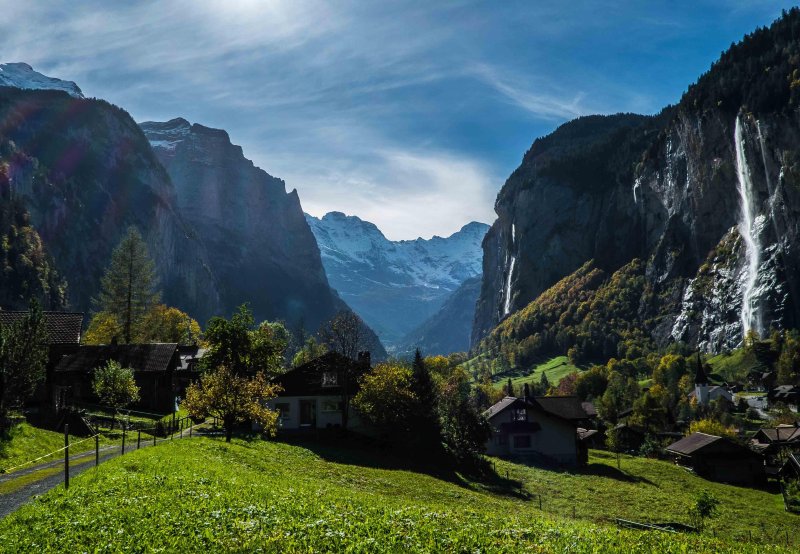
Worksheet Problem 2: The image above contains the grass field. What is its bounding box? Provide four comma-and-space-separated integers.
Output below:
0, 436, 795, 552
0, 423, 89, 474
707, 348, 762, 382
493, 355, 583, 391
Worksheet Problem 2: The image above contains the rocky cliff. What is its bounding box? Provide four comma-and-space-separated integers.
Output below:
398, 274, 482, 356
0, 86, 219, 317
306, 212, 488, 349
140, 119, 362, 334
473, 10, 800, 355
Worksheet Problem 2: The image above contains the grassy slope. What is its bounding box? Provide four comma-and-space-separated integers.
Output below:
0, 438, 794, 552
707, 348, 761, 383
0, 423, 87, 473
493, 355, 582, 390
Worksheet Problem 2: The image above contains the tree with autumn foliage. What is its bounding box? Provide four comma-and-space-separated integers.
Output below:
182, 365, 282, 442
84, 305, 202, 345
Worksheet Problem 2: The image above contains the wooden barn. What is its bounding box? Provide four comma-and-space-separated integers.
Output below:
666, 432, 765, 486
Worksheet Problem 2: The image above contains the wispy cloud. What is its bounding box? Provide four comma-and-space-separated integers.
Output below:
0, 0, 791, 238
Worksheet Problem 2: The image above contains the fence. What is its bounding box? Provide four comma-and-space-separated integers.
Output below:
1, 416, 206, 490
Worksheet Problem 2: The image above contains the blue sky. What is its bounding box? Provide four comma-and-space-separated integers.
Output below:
0, 1, 794, 239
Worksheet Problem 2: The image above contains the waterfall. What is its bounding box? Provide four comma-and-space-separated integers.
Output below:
734, 116, 763, 338
503, 224, 516, 316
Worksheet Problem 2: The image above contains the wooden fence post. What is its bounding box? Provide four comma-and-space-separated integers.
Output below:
180, 420, 183, 439
189, 421, 192, 437
95, 434, 99, 466
539, 495, 542, 510
64, 424, 69, 490
137, 430, 141, 450
121, 424, 126, 455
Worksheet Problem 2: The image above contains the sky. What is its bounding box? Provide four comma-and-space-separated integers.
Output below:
0, 1, 795, 240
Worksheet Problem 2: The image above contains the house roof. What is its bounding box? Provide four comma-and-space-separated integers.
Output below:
483, 395, 591, 424
666, 432, 722, 455
535, 396, 592, 421
687, 386, 730, 399
54, 344, 178, 373
0, 310, 83, 344
274, 352, 366, 397
577, 428, 598, 441
755, 425, 800, 443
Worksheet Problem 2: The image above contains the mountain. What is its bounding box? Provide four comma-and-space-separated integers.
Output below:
306, 212, 488, 349
0, 67, 385, 357
0, 85, 220, 319
0, 63, 83, 98
473, 9, 800, 362
139, 118, 349, 333
398, 275, 482, 355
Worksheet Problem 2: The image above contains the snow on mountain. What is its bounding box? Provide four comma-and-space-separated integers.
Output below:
306, 211, 488, 349
0, 63, 84, 98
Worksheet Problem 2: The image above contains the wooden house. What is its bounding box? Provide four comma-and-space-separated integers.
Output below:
666, 432, 765, 486
51, 343, 180, 414
483, 395, 593, 467
267, 352, 370, 431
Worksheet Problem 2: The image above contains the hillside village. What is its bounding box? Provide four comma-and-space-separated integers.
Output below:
4, 5, 800, 554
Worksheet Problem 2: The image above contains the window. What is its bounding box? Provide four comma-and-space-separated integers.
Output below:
322, 371, 339, 387
513, 435, 531, 449
513, 408, 527, 421
275, 402, 290, 419
321, 400, 342, 413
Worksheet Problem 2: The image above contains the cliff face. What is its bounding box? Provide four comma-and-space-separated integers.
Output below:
0, 88, 219, 316
140, 119, 349, 333
473, 11, 800, 354
398, 274, 482, 356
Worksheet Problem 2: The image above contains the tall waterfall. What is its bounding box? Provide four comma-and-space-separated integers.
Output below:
503, 224, 516, 316
734, 116, 763, 338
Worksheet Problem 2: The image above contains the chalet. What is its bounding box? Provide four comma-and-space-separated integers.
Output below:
612, 422, 647, 452
0, 310, 85, 414
483, 395, 593, 466
267, 352, 370, 431
666, 432, 765, 486
52, 343, 180, 414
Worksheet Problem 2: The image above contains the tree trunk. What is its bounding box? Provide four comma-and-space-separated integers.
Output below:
225, 417, 233, 442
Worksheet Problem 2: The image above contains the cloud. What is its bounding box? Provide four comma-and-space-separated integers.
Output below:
471, 63, 589, 120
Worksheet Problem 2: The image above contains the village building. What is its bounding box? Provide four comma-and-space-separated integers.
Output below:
267, 352, 370, 431
689, 354, 732, 406
0, 310, 85, 416
51, 343, 181, 414
768, 385, 800, 409
483, 395, 594, 466
666, 432, 765, 486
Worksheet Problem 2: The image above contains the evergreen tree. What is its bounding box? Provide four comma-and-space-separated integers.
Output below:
411, 349, 441, 450
0, 300, 48, 434
540, 371, 550, 393
506, 377, 514, 397
94, 226, 159, 343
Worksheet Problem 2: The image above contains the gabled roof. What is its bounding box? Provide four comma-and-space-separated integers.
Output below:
54, 344, 178, 373
0, 310, 84, 344
755, 425, 800, 443
666, 432, 722, 455
484, 395, 590, 424
274, 352, 364, 396
535, 396, 592, 421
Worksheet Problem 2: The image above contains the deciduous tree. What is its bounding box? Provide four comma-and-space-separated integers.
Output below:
92, 360, 140, 430
182, 365, 281, 442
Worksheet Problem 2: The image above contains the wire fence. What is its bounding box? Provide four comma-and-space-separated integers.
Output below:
0, 415, 208, 486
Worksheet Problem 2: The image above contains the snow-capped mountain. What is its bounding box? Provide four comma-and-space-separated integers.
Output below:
306, 212, 488, 350
0, 63, 83, 98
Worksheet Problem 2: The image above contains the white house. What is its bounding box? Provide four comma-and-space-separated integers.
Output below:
266, 352, 370, 431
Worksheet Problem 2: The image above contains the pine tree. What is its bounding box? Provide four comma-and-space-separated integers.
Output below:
411, 349, 441, 450
94, 226, 159, 343
506, 378, 514, 397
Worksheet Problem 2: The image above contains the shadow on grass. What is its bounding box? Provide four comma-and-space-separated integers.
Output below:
268, 431, 532, 501
578, 462, 657, 485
